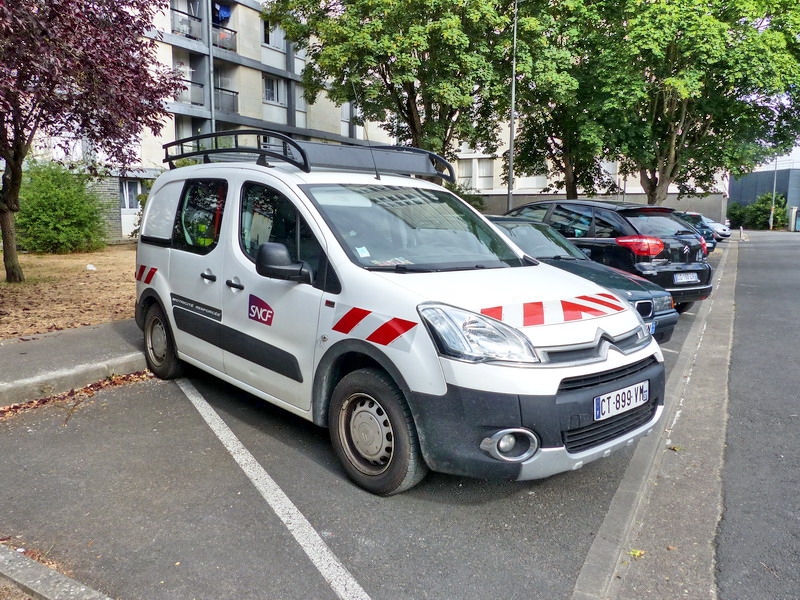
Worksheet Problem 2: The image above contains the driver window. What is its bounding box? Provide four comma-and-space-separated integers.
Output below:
239, 182, 324, 278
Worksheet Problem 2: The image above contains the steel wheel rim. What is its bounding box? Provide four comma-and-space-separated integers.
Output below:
147, 317, 168, 367
339, 393, 394, 476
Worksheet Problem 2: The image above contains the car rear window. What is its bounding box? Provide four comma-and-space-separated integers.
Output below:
623, 212, 695, 237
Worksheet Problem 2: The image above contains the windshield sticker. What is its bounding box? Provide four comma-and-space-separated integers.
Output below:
331, 304, 418, 351
370, 257, 414, 266
356, 246, 371, 258
481, 293, 625, 327
248, 294, 274, 326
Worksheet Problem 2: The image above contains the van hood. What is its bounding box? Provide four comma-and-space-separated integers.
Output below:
373, 263, 643, 347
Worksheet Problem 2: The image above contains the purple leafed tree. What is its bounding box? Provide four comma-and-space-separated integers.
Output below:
0, 0, 182, 282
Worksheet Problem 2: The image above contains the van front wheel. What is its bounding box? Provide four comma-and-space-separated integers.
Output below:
329, 369, 427, 496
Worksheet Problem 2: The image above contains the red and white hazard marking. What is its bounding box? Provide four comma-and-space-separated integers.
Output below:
135, 265, 158, 284
481, 292, 625, 327
331, 305, 417, 351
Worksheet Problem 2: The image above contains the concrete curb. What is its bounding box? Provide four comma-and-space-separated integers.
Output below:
571, 243, 735, 600
0, 545, 112, 600
0, 352, 147, 406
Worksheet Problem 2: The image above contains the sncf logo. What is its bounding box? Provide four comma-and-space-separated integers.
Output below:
135, 265, 157, 284
482, 293, 626, 327
248, 294, 274, 326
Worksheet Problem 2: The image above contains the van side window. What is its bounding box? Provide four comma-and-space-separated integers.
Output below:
172, 179, 228, 254
240, 183, 326, 282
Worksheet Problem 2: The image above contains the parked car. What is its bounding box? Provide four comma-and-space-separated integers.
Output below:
702, 216, 731, 240
673, 211, 717, 252
489, 216, 679, 343
505, 200, 712, 313
136, 130, 666, 495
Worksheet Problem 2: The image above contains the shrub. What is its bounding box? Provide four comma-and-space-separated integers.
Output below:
445, 181, 486, 211
727, 194, 788, 230
17, 161, 107, 253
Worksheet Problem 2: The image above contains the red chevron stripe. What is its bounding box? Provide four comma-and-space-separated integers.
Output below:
135, 265, 145, 281
562, 300, 606, 321
366, 318, 417, 346
522, 302, 544, 326
332, 307, 372, 334
143, 267, 157, 284
576, 294, 623, 312
481, 306, 503, 320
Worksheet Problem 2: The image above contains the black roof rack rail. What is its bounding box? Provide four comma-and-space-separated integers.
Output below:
163, 129, 310, 172
163, 129, 455, 182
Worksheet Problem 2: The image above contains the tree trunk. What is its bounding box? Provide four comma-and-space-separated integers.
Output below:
0, 209, 24, 283
1, 161, 25, 283
563, 154, 579, 199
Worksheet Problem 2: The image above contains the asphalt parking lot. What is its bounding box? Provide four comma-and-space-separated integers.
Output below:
0, 247, 727, 600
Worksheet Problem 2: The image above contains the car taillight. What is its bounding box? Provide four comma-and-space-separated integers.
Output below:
699, 236, 708, 255
615, 236, 665, 256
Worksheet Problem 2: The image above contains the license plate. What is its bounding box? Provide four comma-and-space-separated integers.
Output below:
648, 321, 657, 334
674, 272, 699, 284
594, 380, 649, 422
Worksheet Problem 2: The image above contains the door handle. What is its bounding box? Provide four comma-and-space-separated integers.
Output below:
226, 279, 245, 290
201, 272, 217, 282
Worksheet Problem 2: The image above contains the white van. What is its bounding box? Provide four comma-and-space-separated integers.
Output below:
135, 130, 665, 495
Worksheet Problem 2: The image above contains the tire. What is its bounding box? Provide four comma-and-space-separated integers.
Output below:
675, 301, 695, 314
143, 303, 183, 379
328, 368, 428, 496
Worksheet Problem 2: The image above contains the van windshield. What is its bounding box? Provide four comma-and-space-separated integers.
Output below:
303, 184, 523, 271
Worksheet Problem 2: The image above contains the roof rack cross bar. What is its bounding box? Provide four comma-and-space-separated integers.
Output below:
163, 129, 310, 172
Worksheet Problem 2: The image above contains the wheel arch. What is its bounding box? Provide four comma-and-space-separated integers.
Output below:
312, 339, 412, 428
135, 288, 168, 330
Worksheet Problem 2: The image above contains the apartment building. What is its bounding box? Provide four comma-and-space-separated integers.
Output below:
109, 0, 387, 239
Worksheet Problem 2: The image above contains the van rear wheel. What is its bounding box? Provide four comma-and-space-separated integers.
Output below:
329, 369, 427, 496
144, 303, 183, 379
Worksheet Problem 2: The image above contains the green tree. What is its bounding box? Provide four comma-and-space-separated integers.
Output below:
613, 0, 800, 205
262, 0, 530, 157
512, 0, 624, 199
17, 161, 106, 253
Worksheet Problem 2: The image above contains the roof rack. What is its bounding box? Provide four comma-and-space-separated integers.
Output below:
163, 129, 455, 183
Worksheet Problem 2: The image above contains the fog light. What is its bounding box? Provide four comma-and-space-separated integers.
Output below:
479, 428, 540, 462
498, 433, 516, 453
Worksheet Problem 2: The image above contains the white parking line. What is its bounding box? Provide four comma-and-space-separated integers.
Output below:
176, 378, 371, 600
660, 347, 679, 354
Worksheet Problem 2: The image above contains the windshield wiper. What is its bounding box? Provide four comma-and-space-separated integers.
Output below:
548, 255, 578, 260
365, 264, 433, 273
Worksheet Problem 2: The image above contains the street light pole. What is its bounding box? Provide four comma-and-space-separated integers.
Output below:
769, 157, 777, 230
506, 0, 519, 213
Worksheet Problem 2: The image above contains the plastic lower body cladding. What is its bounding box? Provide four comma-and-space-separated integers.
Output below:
406, 355, 666, 481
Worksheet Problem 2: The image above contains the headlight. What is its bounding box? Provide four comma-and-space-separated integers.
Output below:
652, 294, 674, 313
418, 303, 539, 364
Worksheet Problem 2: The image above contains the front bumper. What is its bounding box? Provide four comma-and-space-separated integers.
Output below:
649, 309, 679, 343
407, 354, 665, 481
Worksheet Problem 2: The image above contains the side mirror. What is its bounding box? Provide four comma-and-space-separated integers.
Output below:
581, 248, 592, 258
255, 242, 312, 284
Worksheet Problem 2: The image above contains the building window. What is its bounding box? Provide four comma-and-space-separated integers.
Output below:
119, 179, 141, 210
476, 158, 494, 190
263, 76, 286, 105
295, 84, 307, 112
263, 21, 285, 50
458, 160, 473, 188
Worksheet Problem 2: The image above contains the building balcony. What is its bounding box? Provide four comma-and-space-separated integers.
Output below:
212, 24, 237, 51
176, 79, 205, 106
214, 87, 239, 113
171, 8, 203, 40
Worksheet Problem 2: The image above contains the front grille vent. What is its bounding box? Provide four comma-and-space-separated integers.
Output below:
558, 356, 657, 392
563, 401, 657, 452
635, 300, 653, 319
